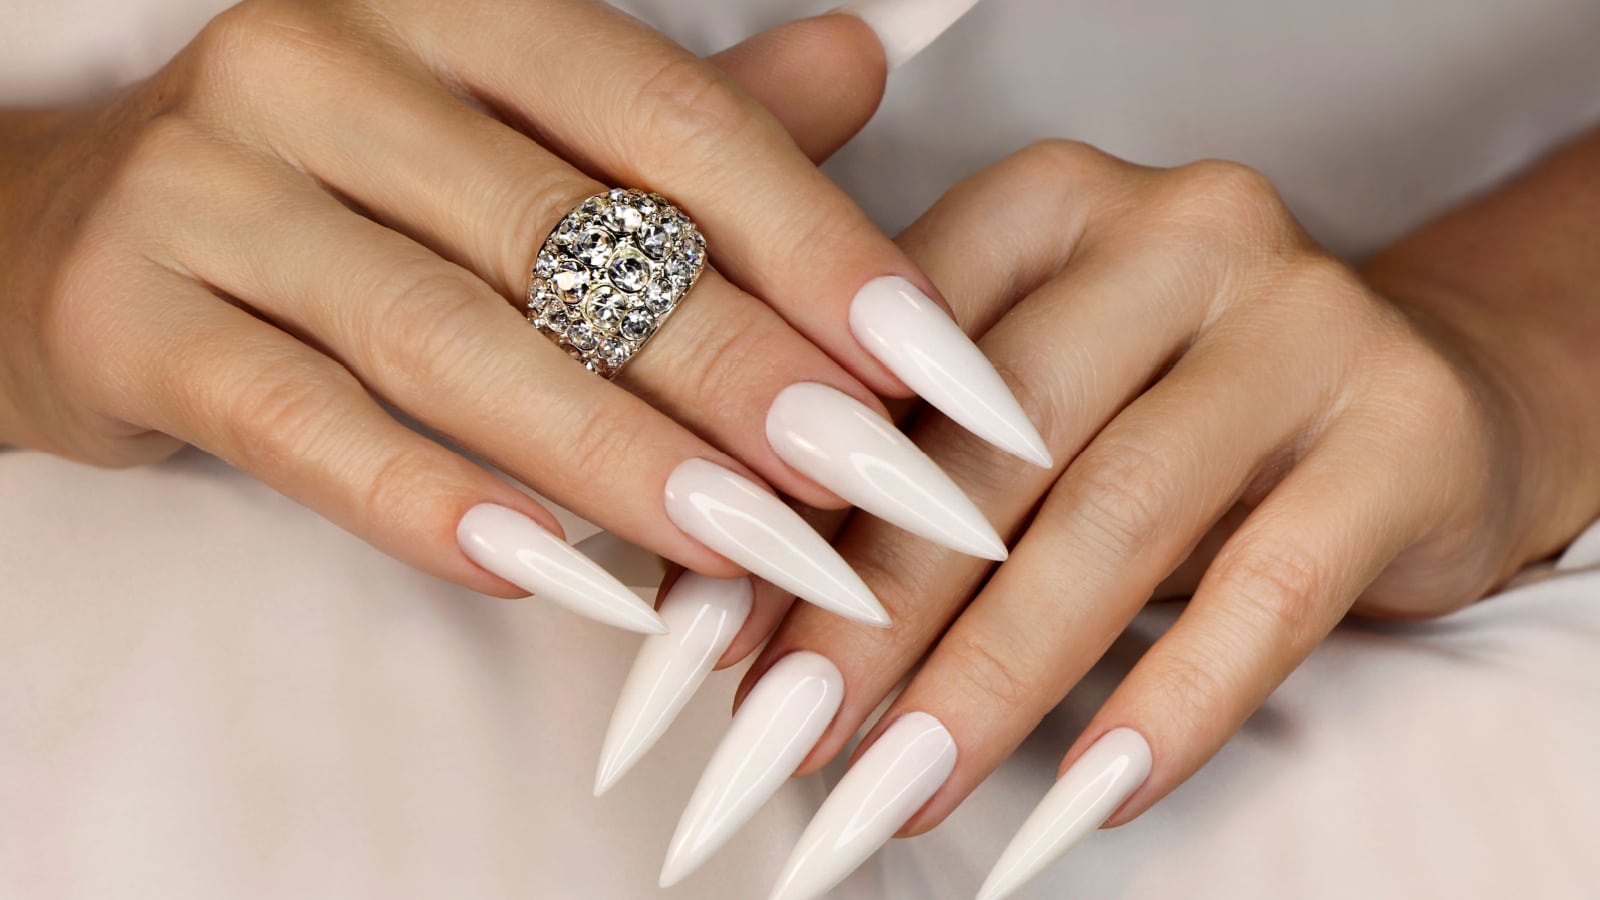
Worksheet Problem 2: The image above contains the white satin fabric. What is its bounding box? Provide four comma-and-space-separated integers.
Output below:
3, 1, 1599, 898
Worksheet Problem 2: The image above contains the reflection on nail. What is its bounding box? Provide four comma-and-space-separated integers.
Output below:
850, 277, 1052, 468
767, 382, 1006, 560
768, 712, 957, 900
595, 574, 753, 796
976, 728, 1152, 900
456, 503, 666, 634
661, 652, 845, 887
664, 458, 889, 626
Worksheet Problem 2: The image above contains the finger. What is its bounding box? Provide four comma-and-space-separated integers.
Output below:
971, 431, 1431, 900
390, 1, 1049, 464
707, 13, 886, 163
145, 139, 734, 573
148, 137, 893, 625
399, 0, 916, 388
740, 144, 1197, 757
231, 36, 887, 510
98, 265, 553, 600
861, 327, 1335, 834
715, 504, 854, 669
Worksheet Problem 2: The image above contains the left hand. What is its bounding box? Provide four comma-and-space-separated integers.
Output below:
743, 137, 1599, 871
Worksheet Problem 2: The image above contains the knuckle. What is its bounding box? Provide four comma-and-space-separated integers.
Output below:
1166, 159, 1290, 236
630, 54, 757, 148
556, 403, 647, 489
182, 1, 342, 108
359, 445, 445, 527
110, 114, 212, 200
1063, 440, 1175, 557
1008, 138, 1116, 183
367, 263, 499, 390
1142, 649, 1229, 732
675, 307, 783, 413
211, 352, 359, 469
1208, 536, 1330, 648
1001, 138, 1121, 213
942, 634, 1036, 712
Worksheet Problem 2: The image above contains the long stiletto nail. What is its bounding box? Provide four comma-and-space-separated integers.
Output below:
594, 574, 754, 797
456, 503, 667, 634
664, 459, 889, 627
850, 276, 1052, 468
838, 0, 982, 69
660, 652, 845, 888
975, 728, 1152, 900
767, 383, 1007, 561
768, 712, 957, 900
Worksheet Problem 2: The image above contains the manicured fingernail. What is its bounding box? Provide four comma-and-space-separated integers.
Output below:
456, 503, 667, 634
768, 712, 957, 900
660, 652, 844, 888
975, 728, 1152, 900
850, 276, 1052, 469
767, 383, 1007, 561
594, 574, 754, 797
664, 459, 889, 627
837, 0, 982, 69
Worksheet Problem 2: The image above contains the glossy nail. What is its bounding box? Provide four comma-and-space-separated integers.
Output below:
594, 574, 754, 797
839, 0, 982, 69
850, 276, 1052, 468
660, 652, 845, 888
767, 383, 1006, 561
768, 712, 957, 900
975, 728, 1152, 900
664, 459, 889, 627
456, 503, 666, 634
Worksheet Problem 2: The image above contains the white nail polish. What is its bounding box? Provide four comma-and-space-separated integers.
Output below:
767, 383, 1007, 561
664, 459, 889, 627
768, 712, 957, 900
849, 277, 1052, 469
594, 574, 754, 797
456, 503, 667, 634
661, 652, 845, 888
839, 0, 983, 69
975, 728, 1152, 900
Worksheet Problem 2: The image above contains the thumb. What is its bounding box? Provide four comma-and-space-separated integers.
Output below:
709, 2, 978, 163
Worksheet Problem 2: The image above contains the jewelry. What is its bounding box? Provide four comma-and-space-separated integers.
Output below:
527, 188, 707, 377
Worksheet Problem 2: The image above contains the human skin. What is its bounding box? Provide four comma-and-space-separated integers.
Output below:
0, 2, 929, 600
734, 126, 1600, 847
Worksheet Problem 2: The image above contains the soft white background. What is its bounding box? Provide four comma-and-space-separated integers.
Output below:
3, 1, 1600, 898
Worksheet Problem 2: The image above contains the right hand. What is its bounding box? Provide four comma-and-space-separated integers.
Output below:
0, 3, 913, 598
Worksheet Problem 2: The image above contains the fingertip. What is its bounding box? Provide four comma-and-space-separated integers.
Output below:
709, 14, 887, 162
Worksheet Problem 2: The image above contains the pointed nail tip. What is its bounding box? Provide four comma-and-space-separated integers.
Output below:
815, 594, 891, 628
618, 616, 670, 635
1020, 443, 1054, 469
632, 603, 672, 634
659, 833, 710, 890
966, 532, 1009, 562
592, 761, 620, 797
860, 608, 894, 628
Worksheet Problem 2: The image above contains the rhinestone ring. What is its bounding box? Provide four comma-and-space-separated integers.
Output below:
527, 188, 707, 377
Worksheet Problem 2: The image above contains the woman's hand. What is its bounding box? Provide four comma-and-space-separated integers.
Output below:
715, 136, 1600, 898
0, 2, 1024, 630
